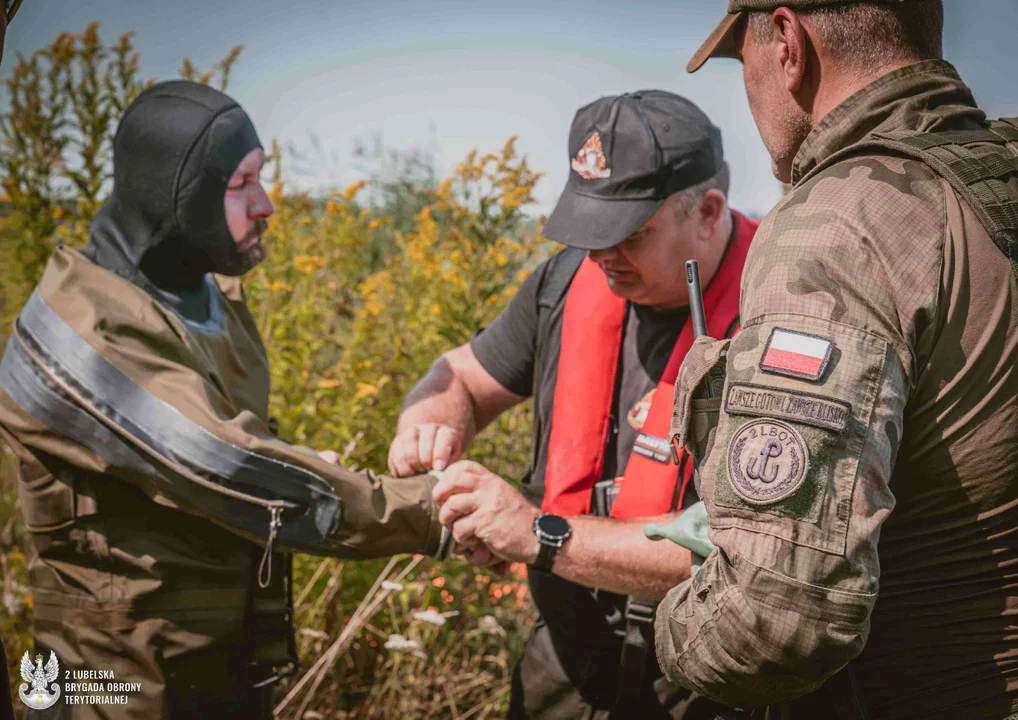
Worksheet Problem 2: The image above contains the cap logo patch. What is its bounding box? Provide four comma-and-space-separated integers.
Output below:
760, 328, 834, 382
728, 419, 809, 505
572, 132, 611, 180
627, 388, 655, 431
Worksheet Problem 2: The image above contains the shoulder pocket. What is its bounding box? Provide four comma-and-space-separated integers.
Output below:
701, 319, 889, 557
671, 336, 730, 468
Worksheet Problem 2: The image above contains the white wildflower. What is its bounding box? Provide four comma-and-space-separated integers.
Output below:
479, 615, 506, 637
412, 609, 447, 626
2, 592, 22, 617
381, 581, 404, 592
384, 634, 420, 652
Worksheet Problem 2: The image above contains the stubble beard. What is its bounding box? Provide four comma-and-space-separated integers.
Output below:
213, 219, 268, 276
762, 103, 813, 184
744, 61, 814, 184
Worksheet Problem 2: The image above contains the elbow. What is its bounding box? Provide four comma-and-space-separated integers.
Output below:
656, 559, 874, 708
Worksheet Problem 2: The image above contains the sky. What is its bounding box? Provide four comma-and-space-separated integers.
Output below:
3, 0, 1017, 218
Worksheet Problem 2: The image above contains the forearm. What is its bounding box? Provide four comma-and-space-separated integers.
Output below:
433, 464, 689, 597
398, 356, 479, 443
554, 515, 691, 600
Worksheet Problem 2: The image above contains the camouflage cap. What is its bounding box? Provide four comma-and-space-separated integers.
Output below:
686, 0, 910, 73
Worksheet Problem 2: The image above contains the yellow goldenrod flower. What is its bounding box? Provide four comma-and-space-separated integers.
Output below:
293, 255, 326, 274
343, 179, 368, 201
354, 382, 379, 401
261, 280, 292, 292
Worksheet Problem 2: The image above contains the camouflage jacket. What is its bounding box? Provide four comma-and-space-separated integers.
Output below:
656, 60, 1018, 720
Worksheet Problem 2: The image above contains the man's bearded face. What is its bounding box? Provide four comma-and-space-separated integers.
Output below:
221, 147, 273, 275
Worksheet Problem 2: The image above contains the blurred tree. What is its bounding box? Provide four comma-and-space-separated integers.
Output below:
0, 23, 241, 334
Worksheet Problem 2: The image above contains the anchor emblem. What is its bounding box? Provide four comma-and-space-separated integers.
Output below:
728, 420, 810, 505
746, 439, 782, 483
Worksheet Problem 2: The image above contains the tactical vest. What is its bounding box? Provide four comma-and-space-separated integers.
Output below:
812, 118, 1018, 282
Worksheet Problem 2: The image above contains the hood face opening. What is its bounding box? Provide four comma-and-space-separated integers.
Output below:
83, 80, 263, 306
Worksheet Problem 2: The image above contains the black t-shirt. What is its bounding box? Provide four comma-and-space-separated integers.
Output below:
470, 251, 690, 655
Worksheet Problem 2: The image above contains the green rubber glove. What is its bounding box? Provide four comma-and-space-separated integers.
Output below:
644, 501, 715, 576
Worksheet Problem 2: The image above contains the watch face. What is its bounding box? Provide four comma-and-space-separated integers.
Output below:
537, 514, 571, 541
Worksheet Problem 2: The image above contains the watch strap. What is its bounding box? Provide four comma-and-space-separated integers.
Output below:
534, 539, 557, 574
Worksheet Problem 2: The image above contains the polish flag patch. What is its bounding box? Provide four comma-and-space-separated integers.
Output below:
759, 328, 834, 382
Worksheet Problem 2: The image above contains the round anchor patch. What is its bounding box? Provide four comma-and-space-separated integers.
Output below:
728, 419, 809, 505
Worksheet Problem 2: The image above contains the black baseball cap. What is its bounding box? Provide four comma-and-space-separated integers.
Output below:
542, 90, 724, 251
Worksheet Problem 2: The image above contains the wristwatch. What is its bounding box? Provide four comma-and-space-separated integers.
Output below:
532, 513, 572, 574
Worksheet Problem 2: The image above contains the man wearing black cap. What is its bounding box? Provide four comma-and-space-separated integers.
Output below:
391, 91, 758, 718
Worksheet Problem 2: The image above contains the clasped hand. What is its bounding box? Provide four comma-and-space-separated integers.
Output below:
431, 460, 541, 574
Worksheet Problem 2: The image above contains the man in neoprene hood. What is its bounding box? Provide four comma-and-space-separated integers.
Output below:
0, 80, 448, 718
83, 78, 270, 312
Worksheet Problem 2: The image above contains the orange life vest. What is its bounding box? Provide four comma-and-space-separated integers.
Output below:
542, 211, 758, 520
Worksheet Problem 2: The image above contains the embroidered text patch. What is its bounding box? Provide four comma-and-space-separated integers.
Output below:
725, 383, 851, 432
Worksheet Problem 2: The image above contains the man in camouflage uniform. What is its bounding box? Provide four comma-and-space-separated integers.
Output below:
657, 1, 1018, 718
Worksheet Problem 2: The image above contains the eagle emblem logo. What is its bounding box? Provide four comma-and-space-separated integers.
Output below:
571, 132, 611, 179
19, 651, 61, 710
